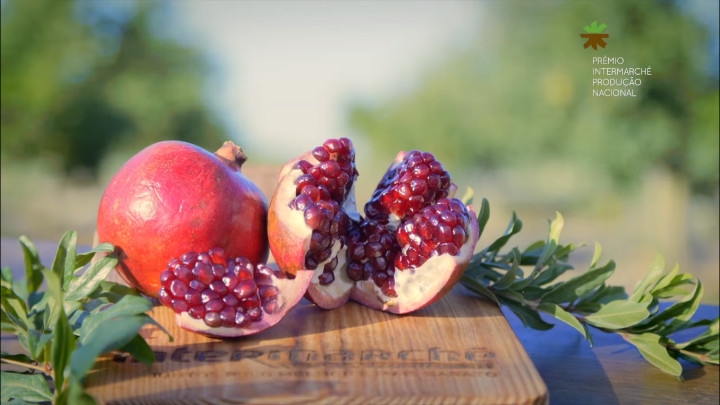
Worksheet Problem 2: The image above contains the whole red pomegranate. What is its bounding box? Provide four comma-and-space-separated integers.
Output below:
96, 140, 269, 298
269, 138, 479, 314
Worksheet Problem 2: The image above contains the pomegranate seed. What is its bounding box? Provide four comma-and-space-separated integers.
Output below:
233, 280, 258, 299
291, 193, 314, 210
204, 312, 222, 327
158, 289, 173, 307
171, 299, 188, 314
304, 205, 325, 229
185, 289, 203, 306
263, 299, 280, 314
323, 138, 343, 153
201, 289, 220, 304
222, 274, 239, 290
173, 265, 193, 284
235, 310, 249, 327
209, 280, 228, 296
205, 299, 224, 313
208, 247, 226, 265
160, 270, 175, 284
220, 307, 236, 327
181, 252, 198, 265
312, 146, 330, 161
318, 271, 334, 285
193, 262, 214, 285
188, 279, 205, 293
223, 294, 239, 307
246, 307, 263, 322
169, 279, 188, 298
212, 264, 226, 280
188, 306, 206, 320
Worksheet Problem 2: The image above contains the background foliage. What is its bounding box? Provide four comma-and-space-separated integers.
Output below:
349, 0, 719, 197
1, 0, 225, 180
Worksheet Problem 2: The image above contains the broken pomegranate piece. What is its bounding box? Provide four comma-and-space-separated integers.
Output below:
268, 138, 479, 314
158, 248, 313, 338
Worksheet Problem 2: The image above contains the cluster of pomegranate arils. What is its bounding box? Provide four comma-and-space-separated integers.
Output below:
288, 138, 356, 283
288, 138, 472, 298
158, 248, 283, 329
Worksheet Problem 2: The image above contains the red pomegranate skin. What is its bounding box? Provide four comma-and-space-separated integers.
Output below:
96, 140, 269, 297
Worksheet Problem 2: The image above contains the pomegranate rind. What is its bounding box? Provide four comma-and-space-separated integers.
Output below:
349, 205, 480, 314
174, 267, 315, 338
96, 140, 269, 298
267, 158, 314, 275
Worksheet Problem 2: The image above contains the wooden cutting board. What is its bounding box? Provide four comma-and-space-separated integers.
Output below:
1, 239, 547, 404
59, 285, 543, 405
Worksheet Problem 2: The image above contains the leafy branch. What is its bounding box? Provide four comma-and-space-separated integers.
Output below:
461, 198, 719, 379
1, 231, 171, 404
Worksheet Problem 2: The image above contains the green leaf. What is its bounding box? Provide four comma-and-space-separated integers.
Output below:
529, 262, 574, 287
572, 285, 627, 313
51, 231, 78, 291
548, 212, 563, 244
623, 333, 683, 379
1, 352, 35, 366
501, 299, 554, 331
539, 260, 615, 304
51, 307, 76, 393
120, 334, 156, 366
0, 371, 54, 403
585, 300, 649, 329
19, 235, 45, 296
42, 269, 64, 331
460, 274, 499, 305
71, 314, 153, 381
630, 255, 666, 302
538, 302, 589, 340
637, 280, 704, 334
78, 295, 153, 346
0, 285, 29, 331
74, 243, 115, 271
65, 254, 118, 302
56, 380, 99, 405
88, 280, 142, 304
486, 213, 522, 253
492, 251, 522, 290
475, 198, 490, 239
589, 243, 602, 268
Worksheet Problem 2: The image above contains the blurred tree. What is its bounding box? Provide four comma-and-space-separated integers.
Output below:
1, 0, 226, 180
349, 0, 719, 197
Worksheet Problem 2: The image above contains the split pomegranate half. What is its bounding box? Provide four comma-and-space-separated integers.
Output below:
269, 138, 479, 314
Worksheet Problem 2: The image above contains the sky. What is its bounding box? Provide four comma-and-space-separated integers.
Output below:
165, 0, 483, 162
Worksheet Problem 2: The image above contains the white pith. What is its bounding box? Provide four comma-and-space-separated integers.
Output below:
307, 239, 354, 303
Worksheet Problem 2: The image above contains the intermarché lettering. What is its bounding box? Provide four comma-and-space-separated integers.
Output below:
113, 346, 496, 369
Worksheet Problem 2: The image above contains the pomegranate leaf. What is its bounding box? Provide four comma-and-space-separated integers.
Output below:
18, 235, 43, 295
462, 199, 719, 379
0, 371, 54, 403
0, 232, 166, 404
